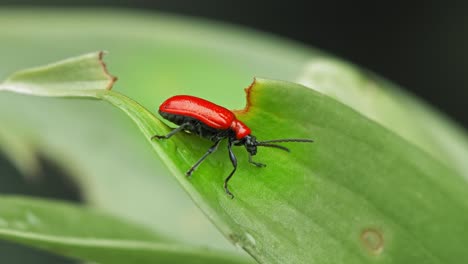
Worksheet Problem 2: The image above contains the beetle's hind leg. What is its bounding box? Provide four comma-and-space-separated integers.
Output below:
248, 153, 266, 167
151, 122, 191, 140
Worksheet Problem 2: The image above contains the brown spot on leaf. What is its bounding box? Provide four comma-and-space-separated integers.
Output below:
361, 228, 384, 255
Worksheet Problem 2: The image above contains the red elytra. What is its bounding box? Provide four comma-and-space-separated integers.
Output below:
153, 95, 313, 198
159, 95, 251, 139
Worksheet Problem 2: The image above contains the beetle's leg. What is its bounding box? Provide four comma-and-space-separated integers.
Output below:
224, 140, 237, 199
151, 122, 190, 140
186, 139, 222, 177
248, 153, 266, 167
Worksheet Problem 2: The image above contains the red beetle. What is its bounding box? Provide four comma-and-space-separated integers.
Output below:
152, 95, 313, 198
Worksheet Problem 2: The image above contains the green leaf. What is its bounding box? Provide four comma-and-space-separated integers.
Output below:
0, 196, 251, 264
100, 79, 468, 264
296, 59, 468, 179
3, 53, 467, 264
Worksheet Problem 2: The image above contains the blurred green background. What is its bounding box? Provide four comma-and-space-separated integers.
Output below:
0, 1, 467, 263
1, 0, 466, 128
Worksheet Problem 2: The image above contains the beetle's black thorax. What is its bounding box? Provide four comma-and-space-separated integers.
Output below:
159, 111, 235, 142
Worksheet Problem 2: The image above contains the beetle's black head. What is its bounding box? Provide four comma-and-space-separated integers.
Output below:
242, 135, 258, 155
240, 135, 314, 156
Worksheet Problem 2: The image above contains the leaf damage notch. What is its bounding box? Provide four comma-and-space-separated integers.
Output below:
232, 77, 256, 115
98, 51, 118, 90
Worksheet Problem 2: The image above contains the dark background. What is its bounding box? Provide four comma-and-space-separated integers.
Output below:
0, 1, 467, 263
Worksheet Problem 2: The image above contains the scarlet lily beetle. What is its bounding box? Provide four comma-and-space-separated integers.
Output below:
152, 95, 313, 198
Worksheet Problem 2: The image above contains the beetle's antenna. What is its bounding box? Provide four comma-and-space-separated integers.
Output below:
257, 138, 313, 152
256, 143, 290, 152
259, 138, 314, 144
